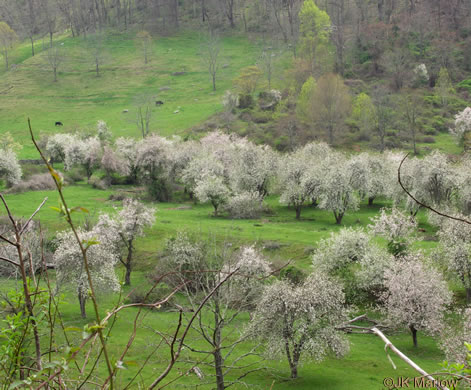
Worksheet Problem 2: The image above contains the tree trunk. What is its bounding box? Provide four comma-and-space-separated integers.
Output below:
30, 36, 35, 56
290, 363, 298, 379
3, 49, 8, 70
212, 74, 216, 91
295, 206, 301, 220
466, 287, 471, 304
368, 197, 375, 206
124, 241, 133, 286
334, 211, 344, 224
79, 292, 87, 319
214, 345, 225, 389
213, 299, 225, 390
409, 324, 418, 348
212, 202, 219, 216
53, 66, 57, 82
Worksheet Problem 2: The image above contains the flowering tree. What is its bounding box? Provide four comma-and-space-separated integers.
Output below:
437, 214, 471, 303
114, 137, 141, 182
450, 107, 471, 149
381, 255, 452, 347
46, 133, 77, 164
97, 199, 155, 285
136, 135, 173, 201
348, 153, 388, 206
312, 228, 371, 274
0, 148, 22, 187
249, 271, 349, 379
194, 174, 230, 216
53, 224, 120, 318
312, 227, 392, 301
318, 154, 359, 224
163, 234, 271, 390
229, 138, 278, 199
440, 308, 471, 365
279, 143, 330, 219
369, 207, 417, 256
64, 136, 102, 180
96, 120, 112, 144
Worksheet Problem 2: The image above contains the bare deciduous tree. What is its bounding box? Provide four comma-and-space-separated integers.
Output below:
132, 94, 154, 138
0, 21, 17, 70
202, 31, 221, 91
136, 30, 152, 64
46, 44, 64, 82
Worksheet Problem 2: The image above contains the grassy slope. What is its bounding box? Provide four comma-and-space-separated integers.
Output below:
0, 30, 260, 159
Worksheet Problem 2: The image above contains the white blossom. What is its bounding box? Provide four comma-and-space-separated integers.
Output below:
249, 271, 349, 378
381, 256, 452, 346
224, 191, 264, 219
194, 174, 230, 216
0, 148, 22, 186
450, 107, 471, 145
369, 207, 417, 248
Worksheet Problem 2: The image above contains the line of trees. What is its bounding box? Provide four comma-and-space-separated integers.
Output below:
0, 115, 460, 225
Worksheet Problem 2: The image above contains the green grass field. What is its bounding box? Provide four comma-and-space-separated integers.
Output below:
1, 30, 263, 159
0, 182, 447, 389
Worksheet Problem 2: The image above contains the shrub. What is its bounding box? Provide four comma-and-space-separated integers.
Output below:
420, 136, 436, 144
224, 192, 264, 219
238, 94, 254, 109
278, 265, 305, 285
89, 176, 108, 190
8, 173, 58, 193
66, 168, 86, 183
127, 283, 174, 310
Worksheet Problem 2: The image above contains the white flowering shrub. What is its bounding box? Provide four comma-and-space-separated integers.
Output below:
450, 107, 471, 147
381, 257, 452, 347
223, 191, 264, 219
0, 149, 22, 187
369, 207, 417, 255
268, 89, 282, 102
413, 63, 428, 81
249, 271, 349, 378
312, 228, 371, 274
96, 120, 112, 143
222, 90, 239, 112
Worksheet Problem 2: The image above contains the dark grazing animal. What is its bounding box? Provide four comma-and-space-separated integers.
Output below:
55, 121, 63, 126
155, 101, 164, 106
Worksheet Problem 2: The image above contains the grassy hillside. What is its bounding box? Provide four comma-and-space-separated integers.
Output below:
0, 30, 260, 159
